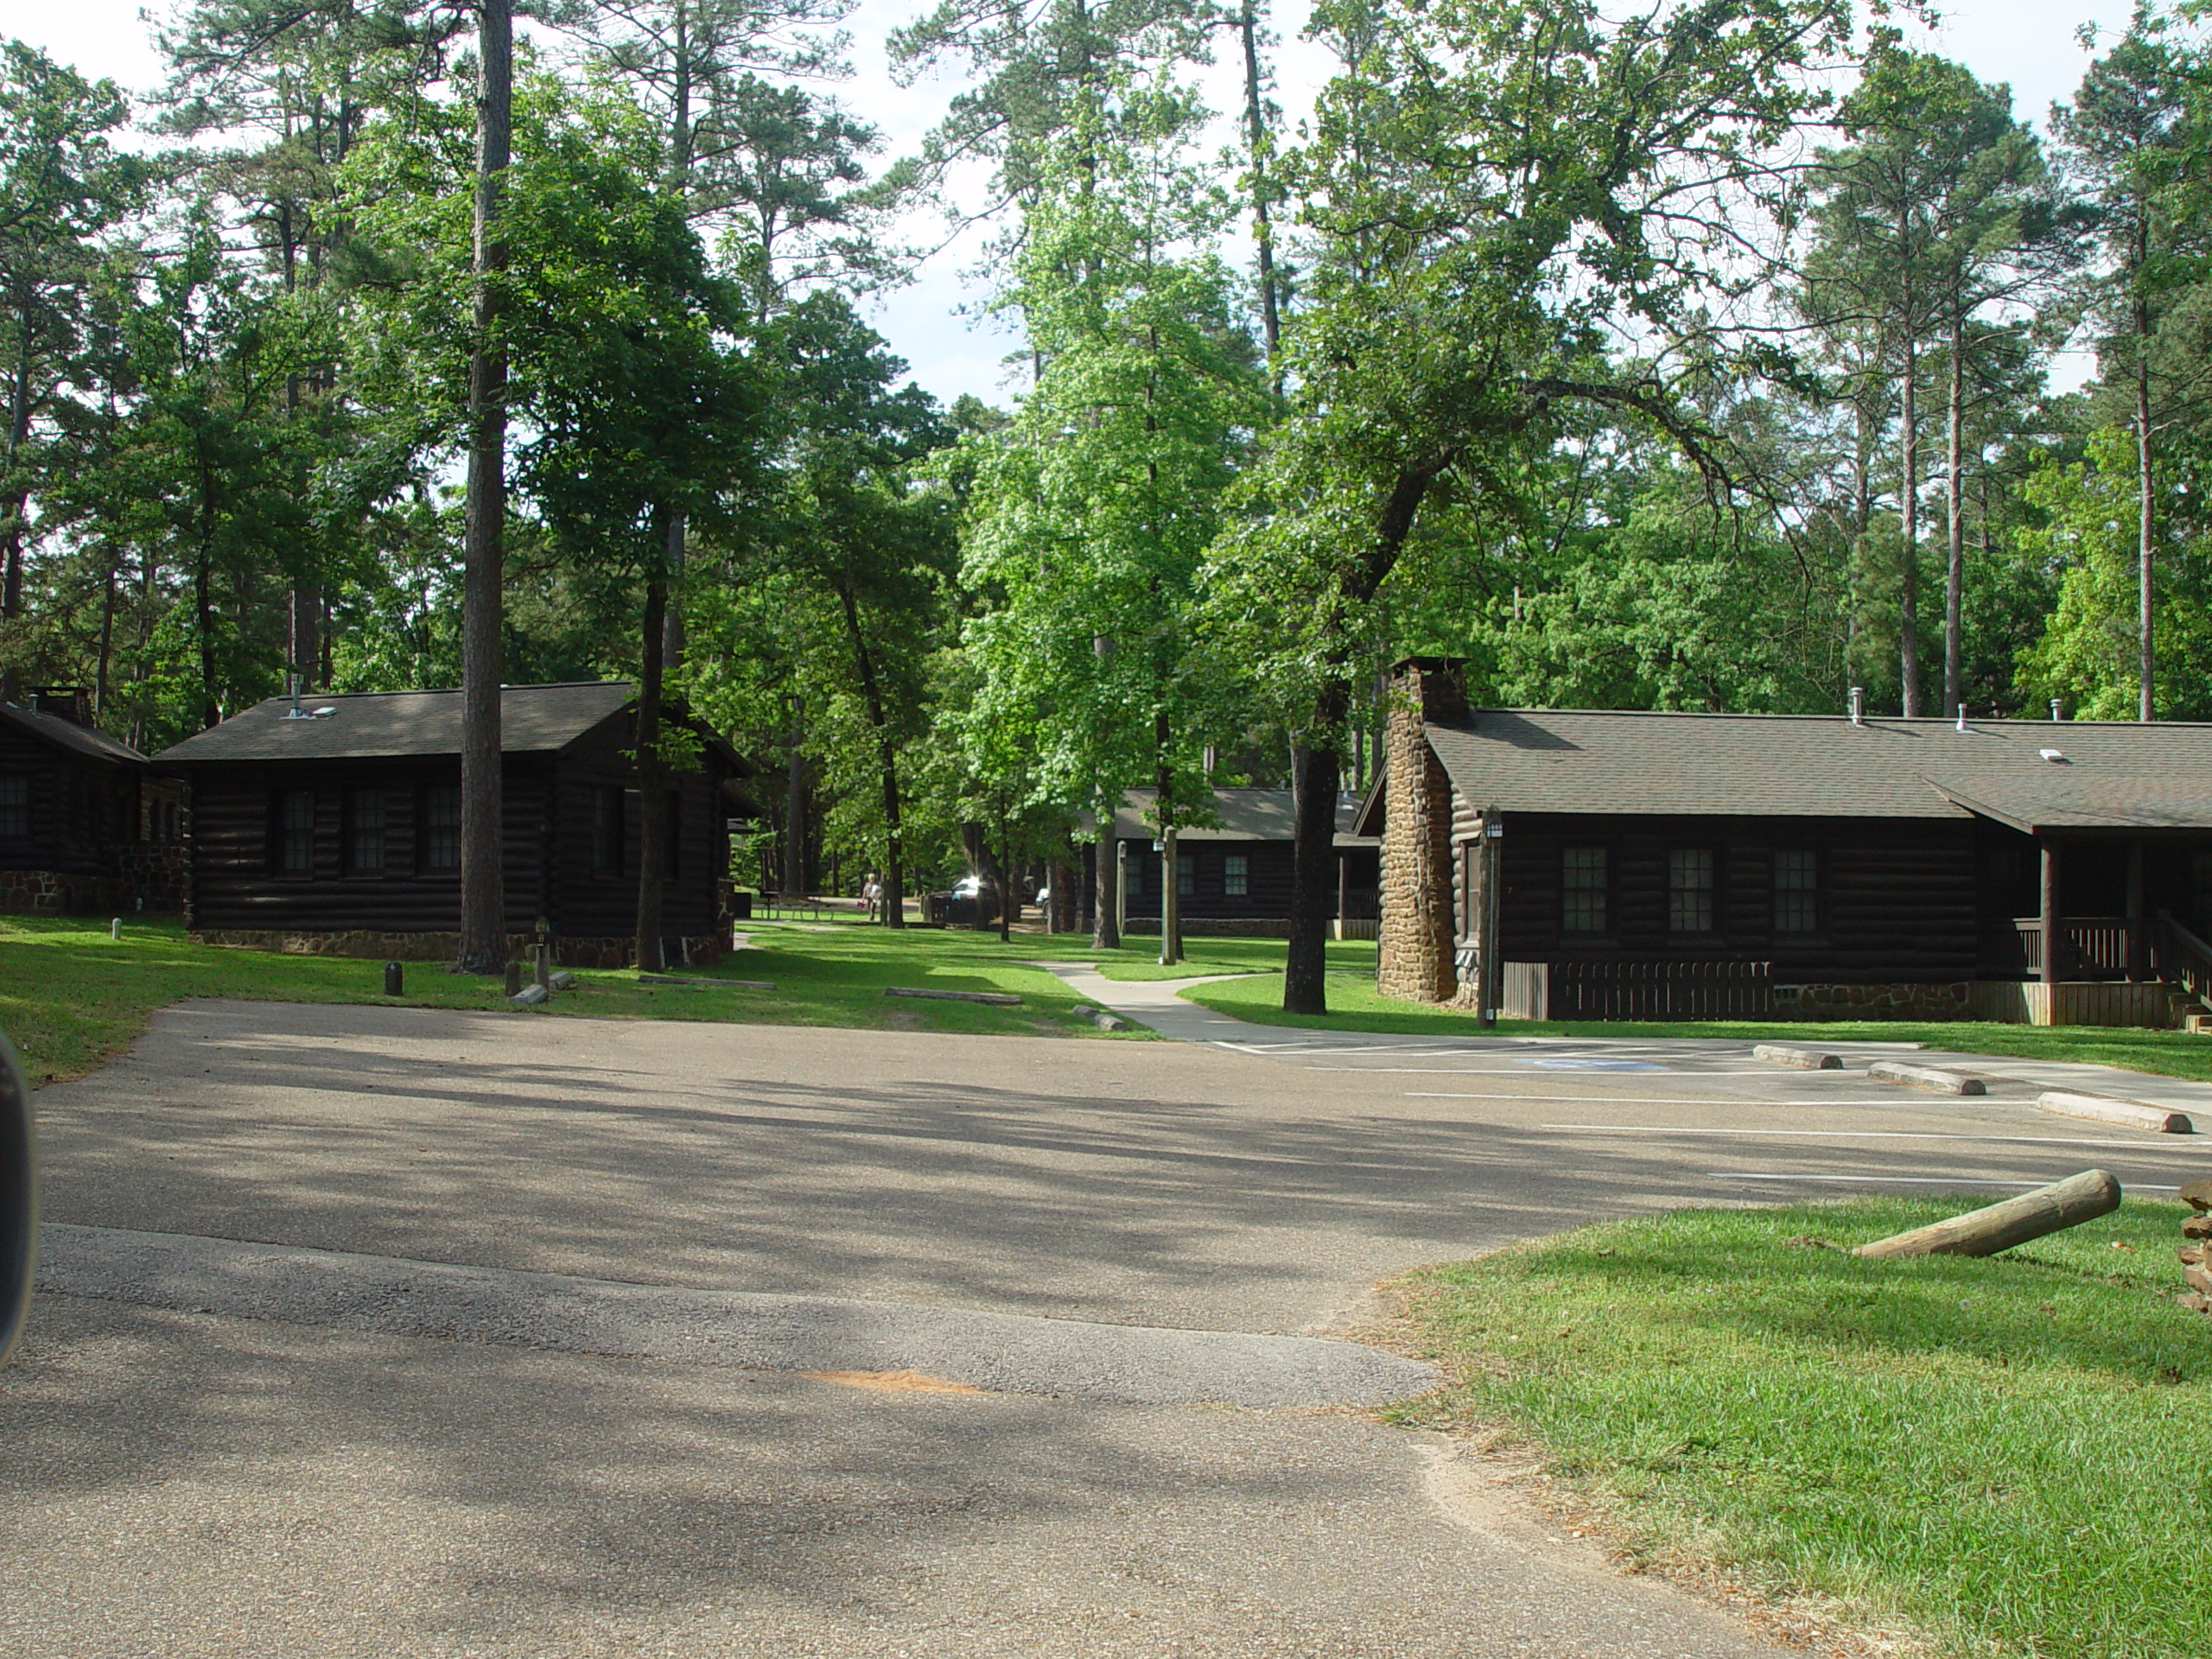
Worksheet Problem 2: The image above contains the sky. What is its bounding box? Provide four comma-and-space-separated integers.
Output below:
3, 0, 2149, 407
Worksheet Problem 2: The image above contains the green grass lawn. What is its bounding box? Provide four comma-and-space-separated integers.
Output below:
1183, 969, 2212, 1082
1053, 933, 1379, 982
0, 915, 1139, 1087
1391, 1198, 2212, 1659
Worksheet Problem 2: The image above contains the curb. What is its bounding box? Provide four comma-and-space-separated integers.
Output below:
2037, 1090, 2194, 1135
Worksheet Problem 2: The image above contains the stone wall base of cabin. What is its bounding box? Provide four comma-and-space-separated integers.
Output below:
1775, 982, 1973, 1020
191, 930, 727, 969
0, 850, 188, 917
1120, 918, 1293, 938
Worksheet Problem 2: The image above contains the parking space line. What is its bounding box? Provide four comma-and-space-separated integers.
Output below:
1706, 1173, 2185, 1190
1541, 1122, 2212, 1151
1407, 1091, 2012, 1107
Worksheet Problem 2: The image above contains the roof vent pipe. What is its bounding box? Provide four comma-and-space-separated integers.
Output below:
283, 675, 307, 720
1956, 703, 1970, 733
2050, 697, 2063, 721
1847, 686, 1864, 726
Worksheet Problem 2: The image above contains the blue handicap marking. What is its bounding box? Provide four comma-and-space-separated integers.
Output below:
1521, 1057, 1666, 1072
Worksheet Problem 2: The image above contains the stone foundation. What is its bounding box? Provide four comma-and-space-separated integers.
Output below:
1774, 982, 1973, 1020
0, 850, 188, 917
190, 930, 727, 969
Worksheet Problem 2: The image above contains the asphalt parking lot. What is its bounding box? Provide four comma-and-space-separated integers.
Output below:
7, 994, 2208, 1656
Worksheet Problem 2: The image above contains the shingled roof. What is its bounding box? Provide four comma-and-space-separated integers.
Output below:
1111, 786, 1376, 846
1408, 709, 2212, 832
0, 702, 149, 766
153, 683, 636, 764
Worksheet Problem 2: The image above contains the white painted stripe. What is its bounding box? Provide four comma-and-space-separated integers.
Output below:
1704, 1173, 2185, 1192
1406, 1091, 1996, 1107
1539, 1122, 2212, 1151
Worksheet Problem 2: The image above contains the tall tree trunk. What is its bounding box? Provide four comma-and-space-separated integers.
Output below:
784, 698, 805, 895
1237, 0, 1281, 386
634, 567, 668, 973
93, 553, 118, 720
1898, 327, 1921, 717
2138, 353, 2155, 722
1285, 729, 1344, 1014
289, 580, 321, 692
662, 513, 686, 673
1, 302, 35, 707
455, 0, 513, 975
997, 808, 1014, 944
835, 582, 905, 928
1091, 807, 1119, 950
1943, 310, 1965, 718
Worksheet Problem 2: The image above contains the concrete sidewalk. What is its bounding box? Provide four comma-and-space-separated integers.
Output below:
1045, 964, 2212, 1118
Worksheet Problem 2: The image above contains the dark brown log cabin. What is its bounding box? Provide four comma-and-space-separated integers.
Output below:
154, 682, 745, 964
0, 689, 183, 915
1364, 658, 2212, 1027
1108, 786, 1380, 938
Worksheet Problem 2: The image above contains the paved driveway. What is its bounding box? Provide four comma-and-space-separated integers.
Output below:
9, 995, 2209, 1656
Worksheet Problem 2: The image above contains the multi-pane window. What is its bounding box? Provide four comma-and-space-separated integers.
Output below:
346, 790, 387, 875
1774, 849, 1818, 934
1561, 846, 1608, 933
664, 790, 683, 879
1224, 853, 1249, 897
276, 790, 315, 874
421, 785, 461, 874
1669, 847, 1715, 933
594, 787, 625, 876
1177, 854, 1194, 898
0, 776, 28, 839
1124, 849, 1143, 895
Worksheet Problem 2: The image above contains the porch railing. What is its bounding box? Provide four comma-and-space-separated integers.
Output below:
1541, 960, 1773, 1021
2005, 917, 2140, 980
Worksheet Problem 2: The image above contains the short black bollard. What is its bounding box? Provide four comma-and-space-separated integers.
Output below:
383, 960, 404, 996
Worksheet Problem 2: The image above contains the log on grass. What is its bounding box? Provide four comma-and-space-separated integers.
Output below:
1853, 1169, 2122, 1261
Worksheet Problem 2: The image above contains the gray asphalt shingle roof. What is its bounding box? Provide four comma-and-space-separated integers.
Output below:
153, 683, 634, 764
1422, 709, 2212, 831
1112, 786, 1376, 846
0, 702, 149, 766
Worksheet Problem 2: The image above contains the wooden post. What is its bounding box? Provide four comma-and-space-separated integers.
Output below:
1159, 826, 1180, 966
1476, 813, 1503, 1027
2126, 838, 2146, 982
1854, 1169, 2120, 1259
1336, 851, 1349, 942
2039, 836, 2061, 988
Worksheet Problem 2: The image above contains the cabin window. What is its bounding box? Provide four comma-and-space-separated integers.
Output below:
1669, 847, 1716, 934
1124, 849, 1143, 895
1773, 849, 1819, 934
594, 787, 625, 876
665, 790, 683, 879
1224, 853, 1249, 897
0, 776, 28, 839
421, 785, 461, 874
1561, 847, 1608, 933
346, 790, 388, 875
275, 790, 315, 875
1177, 853, 1194, 898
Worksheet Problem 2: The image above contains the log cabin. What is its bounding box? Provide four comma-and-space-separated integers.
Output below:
0, 689, 184, 915
1363, 658, 2212, 1027
1106, 786, 1381, 938
154, 682, 745, 965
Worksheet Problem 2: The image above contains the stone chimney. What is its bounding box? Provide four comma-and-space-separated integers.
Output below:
1376, 658, 1466, 1003
29, 687, 92, 726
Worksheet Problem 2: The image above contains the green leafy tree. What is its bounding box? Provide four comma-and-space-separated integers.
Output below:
1207, 0, 1850, 1013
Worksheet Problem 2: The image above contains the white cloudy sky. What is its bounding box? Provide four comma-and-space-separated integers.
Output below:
4, 0, 2145, 405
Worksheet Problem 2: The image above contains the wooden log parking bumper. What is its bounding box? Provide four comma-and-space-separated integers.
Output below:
2036, 1091, 2194, 1135
1853, 1169, 2122, 1260
884, 987, 1021, 1006
639, 973, 777, 990
1754, 1044, 1842, 1070
1866, 1059, 1986, 1096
